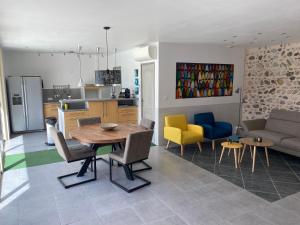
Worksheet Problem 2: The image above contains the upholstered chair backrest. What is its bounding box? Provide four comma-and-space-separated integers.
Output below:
165, 114, 187, 131
194, 112, 215, 126
123, 130, 154, 164
140, 118, 155, 130
49, 127, 71, 162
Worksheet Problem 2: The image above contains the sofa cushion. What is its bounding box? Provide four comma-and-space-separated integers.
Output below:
280, 138, 300, 151
265, 109, 300, 137
248, 130, 293, 145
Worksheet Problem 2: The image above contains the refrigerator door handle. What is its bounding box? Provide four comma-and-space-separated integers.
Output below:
22, 78, 29, 129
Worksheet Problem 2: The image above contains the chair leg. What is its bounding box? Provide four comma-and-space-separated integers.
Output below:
131, 161, 152, 173
197, 142, 202, 152
57, 156, 97, 189
166, 140, 170, 149
109, 159, 151, 193
240, 144, 246, 163
212, 140, 215, 151
180, 145, 184, 156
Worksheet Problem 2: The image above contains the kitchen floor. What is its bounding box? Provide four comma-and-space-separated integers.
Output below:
0, 132, 300, 225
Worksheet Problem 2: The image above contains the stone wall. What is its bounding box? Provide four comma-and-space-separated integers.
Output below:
243, 42, 300, 120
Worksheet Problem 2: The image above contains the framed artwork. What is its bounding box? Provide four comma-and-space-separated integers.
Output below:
176, 62, 234, 99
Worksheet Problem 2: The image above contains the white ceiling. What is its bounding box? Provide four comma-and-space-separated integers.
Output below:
1, 0, 300, 52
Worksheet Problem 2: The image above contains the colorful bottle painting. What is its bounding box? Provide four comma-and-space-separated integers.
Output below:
176, 62, 234, 99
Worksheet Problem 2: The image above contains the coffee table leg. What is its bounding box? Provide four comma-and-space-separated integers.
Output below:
265, 147, 270, 167
249, 145, 253, 158
219, 147, 225, 164
240, 144, 246, 163
228, 149, 231, 156
234, 148, 237, 168
252, 146, 257, 173
238, 148, 241, 164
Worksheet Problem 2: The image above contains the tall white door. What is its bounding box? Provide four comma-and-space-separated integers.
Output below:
141, 63, 155, 121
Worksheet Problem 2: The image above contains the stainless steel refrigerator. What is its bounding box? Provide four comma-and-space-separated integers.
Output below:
7, 76, 44, 132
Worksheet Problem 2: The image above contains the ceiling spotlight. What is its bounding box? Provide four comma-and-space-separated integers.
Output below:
51, 53, 54, 56
232, 35, 238, 38
257, 32, 263, 35
281, 32, 287, 35
223, 40, 228, 42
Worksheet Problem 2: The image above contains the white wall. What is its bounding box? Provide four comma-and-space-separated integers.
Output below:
159, 43, 245, 108
157, 42, 245, 145
3, 49, 139, 90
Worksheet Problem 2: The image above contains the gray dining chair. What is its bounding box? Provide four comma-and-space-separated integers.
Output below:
77, 116, 107, 168
129, 118, 155, 173
109, 130, 154, 193
49, 127, 97, 189
77, 117, 101, 127
140, 118, 155, 130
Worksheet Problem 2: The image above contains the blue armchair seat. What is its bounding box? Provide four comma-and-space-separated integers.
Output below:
194, 112, 233, 150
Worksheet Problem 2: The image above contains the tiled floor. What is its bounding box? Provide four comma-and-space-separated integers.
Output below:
167, 142, 300, 202
0, 132, 300, 225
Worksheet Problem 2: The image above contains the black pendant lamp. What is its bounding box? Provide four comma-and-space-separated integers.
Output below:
104, 26, 110, 75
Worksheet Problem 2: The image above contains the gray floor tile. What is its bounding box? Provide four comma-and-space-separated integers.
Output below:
99, 208, 143, 225
147, 215, 188, 225
0, 205, 19, 225
69, 217, 102, 225
276, 195, 300, 214
254, 205, 300, 225
133, 198, 173, 223
229, 212, 274, 225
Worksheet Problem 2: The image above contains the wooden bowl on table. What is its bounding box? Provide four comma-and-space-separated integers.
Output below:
101, 123, 118, 131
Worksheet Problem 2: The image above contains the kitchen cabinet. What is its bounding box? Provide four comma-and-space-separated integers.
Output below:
58, 100, 137, 139
43, 103, 59, 119
118, 106, 138, 124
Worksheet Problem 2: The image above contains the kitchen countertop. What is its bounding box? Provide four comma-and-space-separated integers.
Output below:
59, 98, 138, 103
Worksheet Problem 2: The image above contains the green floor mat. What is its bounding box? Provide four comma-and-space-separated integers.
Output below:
4, 145, 112, 171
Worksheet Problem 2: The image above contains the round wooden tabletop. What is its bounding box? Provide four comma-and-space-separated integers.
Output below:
239, 137, 274, 147
221, 141, 243, 149
70, 123, 146, 144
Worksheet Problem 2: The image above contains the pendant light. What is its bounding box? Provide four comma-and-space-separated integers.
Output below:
95, 47, 105, 86
77, 44, 85, 87
104, 26, 111, 75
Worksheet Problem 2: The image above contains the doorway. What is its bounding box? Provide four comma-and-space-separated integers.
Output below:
141, 62, 155, 121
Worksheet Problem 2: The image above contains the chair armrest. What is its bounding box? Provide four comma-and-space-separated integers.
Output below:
187, 124, 204, 136
164, 126, 182, 144
242, 119, 266, 133
215, 121, 232, 132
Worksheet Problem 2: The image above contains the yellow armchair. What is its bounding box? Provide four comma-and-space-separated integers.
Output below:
164, 114, 204, 156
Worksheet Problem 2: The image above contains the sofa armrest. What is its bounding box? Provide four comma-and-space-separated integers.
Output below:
242, 119, 266, 133
215, 121, 233, 132
187, 124, 204, 137
164, 126, 182, 144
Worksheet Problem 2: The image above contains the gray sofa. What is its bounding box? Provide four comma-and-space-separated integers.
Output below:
242, 109, 300, 157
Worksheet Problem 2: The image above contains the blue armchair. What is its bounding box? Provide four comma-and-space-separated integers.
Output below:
194, 112, 232, 150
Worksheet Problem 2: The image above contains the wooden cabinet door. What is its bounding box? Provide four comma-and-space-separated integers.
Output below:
64, 111, 90, 139
102, 101, 118, 123
118, 107, 138, 124
87, 101, 104, 118
43, 103, 59, 119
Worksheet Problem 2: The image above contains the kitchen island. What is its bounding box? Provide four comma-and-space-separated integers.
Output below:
57, 98, 138, 139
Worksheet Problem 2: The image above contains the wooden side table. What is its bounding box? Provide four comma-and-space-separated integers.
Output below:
219, 142, 243, 168
239, 137, 274, 173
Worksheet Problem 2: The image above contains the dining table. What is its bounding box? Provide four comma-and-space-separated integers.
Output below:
69, 123, 146, 177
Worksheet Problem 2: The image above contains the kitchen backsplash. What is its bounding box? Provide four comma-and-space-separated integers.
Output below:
43, 88, 81, 102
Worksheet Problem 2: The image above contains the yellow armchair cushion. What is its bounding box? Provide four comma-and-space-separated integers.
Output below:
182, 130, 202, 144
165, 114, 187, 131
164, 126, 182, 144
